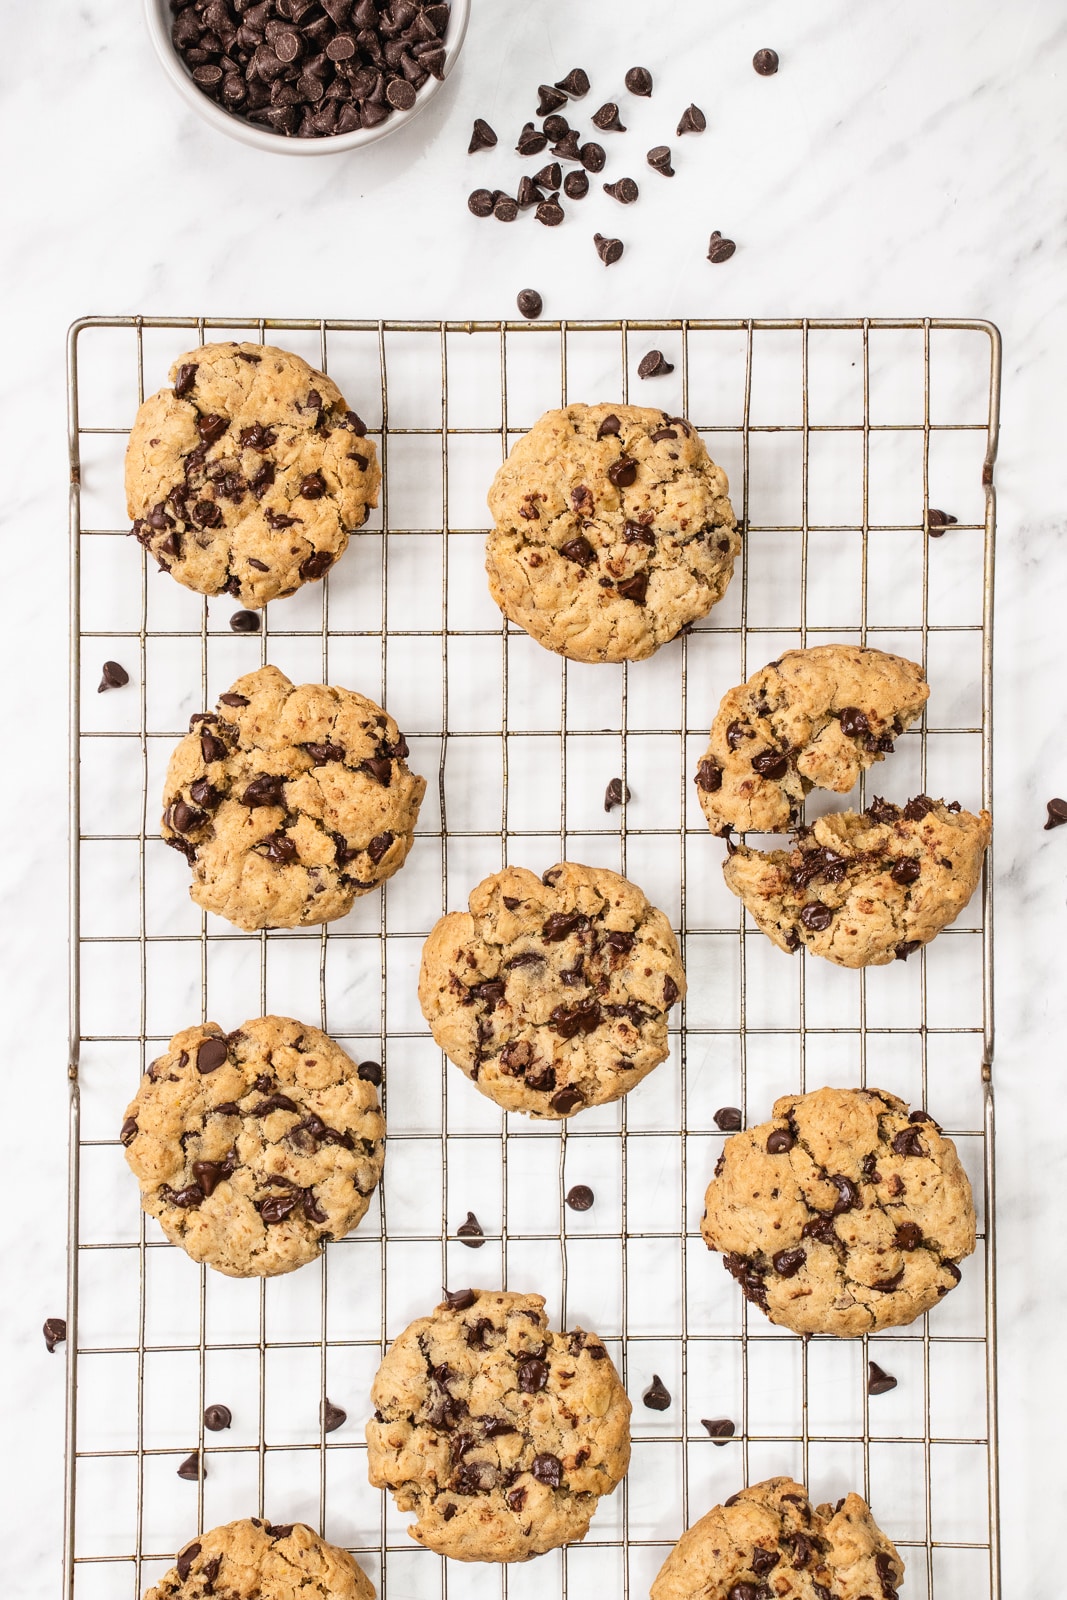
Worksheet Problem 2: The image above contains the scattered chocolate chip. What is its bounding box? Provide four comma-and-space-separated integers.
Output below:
468, 117, 496, 153
356, 1061, 383, 1087
594, 232, 624, 265
177, 1451, 202, 1481
493, 194, 519, 222
322, 1399, 347, 1432
647, 144, 674, 176
676, 103, 706, 135
43, 1317, 66, 1353
707, 231, 736, 263
537, 83, 568, 116
98, 660, 129, 693
701, 1417, 735, 1443
714, 1106, 742, 1131
638, 349, 674, 378
592, 101, 626, 131
229, 609, 260, 633
516, 288, 543, 320
639, 1373, 671, 1410
536, 197, 565, 227
1045, 798, 1067, 829
516, 175, 544, 208
196, 1037, 229, 1074
457, 1211, 484, 1248
867, 1361, 898, 1395
551, 128, 582, 161
563, 169, 589, 199
203, 1403, 232, 1431
927, 508, 958, 533
565, 1184, 594, 1211
753, 48, 779, 75
579, 141, 606, 171
468, 188, 495, 217
604, 776, 630, 812
534, 161, 562, 190
445, 1288, 477, 1310
555, 67, 589, 98
542, 112, 570, 141
767, 1128, 795, 1154
625, 65, 653, 96
603, 176, 639, 204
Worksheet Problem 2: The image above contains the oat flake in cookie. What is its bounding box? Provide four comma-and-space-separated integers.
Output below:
161, 664, 425, 931
121, 1016, 385, 1279
418, 862, 686, 1118
367, 1289, 631, 1562
695, 644, 930, 836
126, 343, 380, 608
146, 1517, 374, 1600
723, 795, 990, 967
486, 403, 739, 663
703, 1087, 975, 1337
651, 1476, 904, 1600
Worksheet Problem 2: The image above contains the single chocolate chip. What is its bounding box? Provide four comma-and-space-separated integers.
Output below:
891, 857, 922, 886
176, 1543, 201, 1582
596, 413, 621, 439
892, 1126, 925, 1157
594, 232, 624, 264
928, 508, 958, 533
322, 1398, 347, 1432
616, 572, 648, 603
641, 1373, 672, 1409
534, 161, 562, 190
638, 349, 674, 378
445, 1288, 477, 1310
753, 47, 780, 75
120, 1115, 139, 1146
468, 117, 497, 153
518, 1358, 549, 1393
516, 175, 544, 208
707, 231, 737, 263
229, 609, 260, 633
767, 1128, 795, 1153
838, 705, 870, 736
604, 776, 630, 812
608, 455, 638, 487
303, 741, 346, 765
200, 728, 229, 764
536, 83, 568, 116
625, 65, 653, 96
563, 169, 589, 199
542, 112, 570, 141
365, 831, 394, 865
493, 194, 519, 222
676, 103, 706, 135
647, 144, 674, 176
555, 67, 590, 98
701, 1417, 735, 1443
387, 78, 417, 111
97, 659, 130, 695
43, 1317, 67, 1353
565, 1184, 595, 1211
551, 128, 582, 161
714, 1106, 742, 1131
203, 1403, 232, 1431
196, 1037, 228, 1074
1044, 797, 1067, 829
800, 901, 834, 932
457, 1211, 484, 1248
773, 1246, 806, 1277
468, 188, 495, 217
536, 197, 565, 227
867, 1360, 898, 1395
894, 1224, 923, 1259
580, 141, 605, 171
176, 1451, 202, 1481
560, 535, 596, 567
592, 101, 626, 131
696, 759, 723, 793
828, 1173, 861, 1214
550, 1086, 584, 1114
604, 177, 639, 204
517, 288, 543, 320
174, 363, 197, 399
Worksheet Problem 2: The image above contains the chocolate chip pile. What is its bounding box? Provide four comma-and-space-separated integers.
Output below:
169, 0, 451, 139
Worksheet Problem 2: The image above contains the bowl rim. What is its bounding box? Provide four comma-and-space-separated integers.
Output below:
144, 0, 471, 156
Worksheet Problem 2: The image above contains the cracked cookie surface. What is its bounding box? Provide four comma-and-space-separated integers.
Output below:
147, 1517, 374, 1600
366, 1289, 631, 1562
701, 1087, 975, 1336
126, 342, 380, 608
651, 1476, 904, 1600
122, 1016, 385, 1278
695, 645, 929, 836
161, 664, 425, 930
486, 403, 739, 663
722, 796, 991, 967
417, 862, 686, 1118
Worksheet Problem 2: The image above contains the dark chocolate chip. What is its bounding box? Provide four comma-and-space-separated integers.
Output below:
625, 65, 653, 96
604, 776, 630, 812
773, 1246, 806, 1277
229, 609, 260, 633
542, 112, 570, 141
891, 857, 922, 885
536, 197, 565, 227
608, 454, 638, 487
594, 232, 624, 264
617, 572, 648, 604
868, 1360, 898, 1395
322, 1398, 347, 1432
528, 1451, 561, 1489
468, 188, 495, 217
603, 176, 639, 204
927, 508, 958, 533
203, 1403, 232, 1431
707, 231, 737, 263
387, 78, 417, 110
516, 175, 544, 208
767, 1128, 795, 1154
565, 1184, 594, 1211
563, 169, 589, 199
196, 1037, 228, 1074
714, 1106, 742, 1131
701, 1417, 735, 1443
638, 349, 674, 378
828, 1173, 860, 1213
516, 288, 543, 320
895, 1221, 923, 1250
197, 414, 228, 448
554, 68, 589, 98
444, 1288, 477, 1310
696, 759, 723, 793
895, 939, 922, 961
240, 774, 286, 808
549, 1086, 584, 1114
174, 364, 198, 399
457, 1210, 484, 1248
596, 413, 621, 439
551, 128, 582, 161
176, 1451, 202, 1480
176, 1542, 201, 1581
366, 831, 394, 864
518, 1358, 549, 1394
753, 48, 780, 75
534, 161, 562, 190
647, 144, 674, 175
536, 83, 568, 116
642, 1374, 671, 1410
891, 1126, 925, 1157
592, 101, 626, 131
97, 660, 129, 693
579, 141, 605, 171
838, 705, 870, 736
752, 748, 789, 779
120, 1115, 139, 1146
200, 728, 229, 764
800, 901, 834, 932
493, 194, 518, 222
1044, 798, 1067, 829
43, 1317, 67, 1353
560, 535, 596, 567
676, 103, 706, 135
468, 117, 497, 153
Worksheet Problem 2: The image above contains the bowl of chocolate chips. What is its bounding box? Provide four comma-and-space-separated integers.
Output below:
147, 0, 468, 153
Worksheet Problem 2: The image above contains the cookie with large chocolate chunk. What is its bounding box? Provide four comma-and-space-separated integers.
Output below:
651, 1477, 904, 1600
122, 1016, 384, 1278
126, 342, 379, 607
695, 644, 929, 835
147, 1518, 374, 1600
722, 795, 991, 967
367, 1289, 631, 1561
161, 664, 425, 931
701, 1086, 975, 1336
486, 404, 739, 663
418, 862, 686, 1118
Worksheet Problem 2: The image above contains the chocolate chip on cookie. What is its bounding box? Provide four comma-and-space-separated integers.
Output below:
145, 1519, 374, 1600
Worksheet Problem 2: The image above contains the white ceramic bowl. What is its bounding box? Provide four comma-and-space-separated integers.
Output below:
145, 0, 471, 155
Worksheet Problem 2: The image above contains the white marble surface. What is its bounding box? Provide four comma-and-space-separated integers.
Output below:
3, 0, 1066, 1592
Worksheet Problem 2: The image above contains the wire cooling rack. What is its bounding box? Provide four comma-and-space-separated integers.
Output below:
65, 316, 999, 1600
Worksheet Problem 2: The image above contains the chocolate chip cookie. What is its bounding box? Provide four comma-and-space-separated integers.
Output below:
722, 795, 991, 967
147, 1518, 374, 1600
486, 403, 739, 663
695, 644, 929, 835
651, 1477, 904, 1600
417, 862, 686, 1118
126, 342, 380, 607
121, 1016, 385, 1278
366, 1289, 631, 1562
161, 664, 425, 930
701, 1087, 975, 1336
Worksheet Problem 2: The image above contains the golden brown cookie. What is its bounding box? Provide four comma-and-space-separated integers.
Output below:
722, 795, 991, 967
694, 644, 929, 835
121, 1016, 385, 1278
161, 664, 425, 930
701, 1087, 976, 1336
147, 1518, 374, 1600
486, 403, 739, 662
367, 1289, 631, 1562
126, 341, 379, 607
417, 862, 686, 1118
651, 1477, 904, 1600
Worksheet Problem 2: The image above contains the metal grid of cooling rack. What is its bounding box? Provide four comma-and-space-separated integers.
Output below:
65, 315, 1000, 1600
